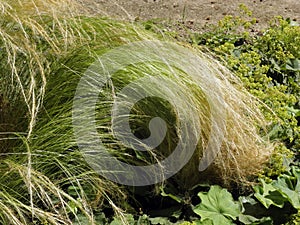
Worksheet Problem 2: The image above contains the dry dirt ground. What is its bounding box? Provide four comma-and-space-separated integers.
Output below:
76, 0, 300, 30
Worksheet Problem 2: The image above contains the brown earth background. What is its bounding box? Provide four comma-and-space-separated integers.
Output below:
76, 0, 300, 30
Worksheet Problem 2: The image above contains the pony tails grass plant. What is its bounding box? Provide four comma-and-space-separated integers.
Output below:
0, 1, 131, 224
0, 0, 278, 224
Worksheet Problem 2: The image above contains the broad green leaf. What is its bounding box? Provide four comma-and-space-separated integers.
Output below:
194, 219, 214, 225
149, 217, 173, 224
160, 186, 182, 203
253, 179, 286, 208
238, 214, 273, 225
273, 171, 300, 209
254, 168, 300, 210
239, 196, 257, 207
193, 185, 241, 225
110, 219, 122, 225
292, 167, 300, 192
286, 58, 300, 71
110, 214, 135, 225
238, 195, 259, 214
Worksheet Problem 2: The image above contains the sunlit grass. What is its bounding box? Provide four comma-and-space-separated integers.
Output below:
0, 0, 274, 224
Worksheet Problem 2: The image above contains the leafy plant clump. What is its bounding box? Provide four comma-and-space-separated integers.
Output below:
191, 166, 299, 225
186, 5, 299, 224
0, 0, 142, 224
191, 5, 299, 164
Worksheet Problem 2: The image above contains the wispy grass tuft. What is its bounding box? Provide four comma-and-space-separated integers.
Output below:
0, 0, 136, 224
0, 0, 274, 224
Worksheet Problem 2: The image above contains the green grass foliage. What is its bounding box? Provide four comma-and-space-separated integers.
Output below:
0, 1, 298, 225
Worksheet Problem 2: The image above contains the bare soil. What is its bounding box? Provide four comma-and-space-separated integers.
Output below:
76, 0, 300, 30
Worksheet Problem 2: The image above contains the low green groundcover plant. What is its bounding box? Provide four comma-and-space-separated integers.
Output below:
0, 1, 299, 225
191, 5, 299, 161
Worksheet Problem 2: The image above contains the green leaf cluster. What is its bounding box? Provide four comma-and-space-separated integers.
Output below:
191, 6, 299, 172
254, 167, 300, 210
192, 168, 299, 225
193, 186, 241, 225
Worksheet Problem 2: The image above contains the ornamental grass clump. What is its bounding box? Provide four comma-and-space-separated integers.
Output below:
0, 0, 274, 224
